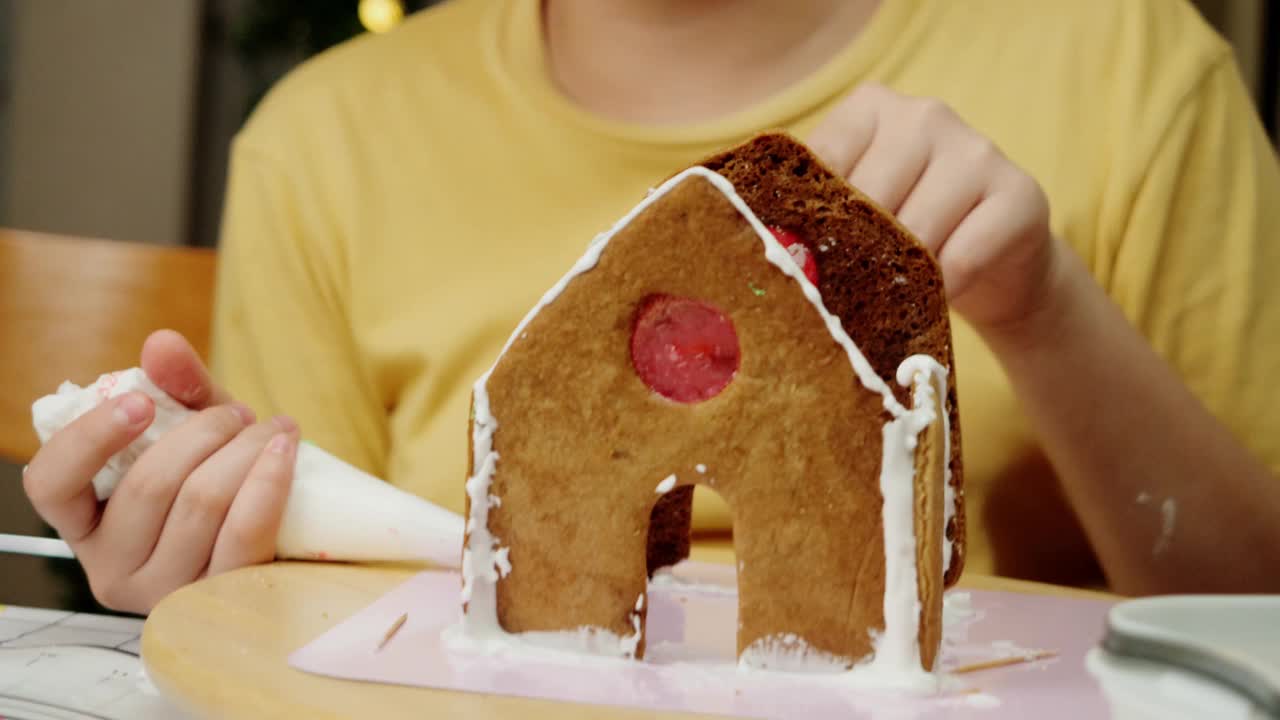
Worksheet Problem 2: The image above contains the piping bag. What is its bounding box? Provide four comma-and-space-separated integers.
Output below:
31, 368, 464, 567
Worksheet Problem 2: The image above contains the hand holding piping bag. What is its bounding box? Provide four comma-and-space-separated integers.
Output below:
23, 330, 463, 614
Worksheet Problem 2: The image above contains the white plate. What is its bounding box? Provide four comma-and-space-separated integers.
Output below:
1088, 595, 1280, 719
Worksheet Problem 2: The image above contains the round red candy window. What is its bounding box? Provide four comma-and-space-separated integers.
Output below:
630, 295, 740, 403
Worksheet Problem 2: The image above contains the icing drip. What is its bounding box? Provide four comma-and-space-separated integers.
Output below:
459, 167, 951, 675
493, 547, 512, 577
618, 592, 644, 658
872, 420, 926, 672
737, 631, 948, 692
896, 356, 954, 577
517, 627, 639, 658
739, 633, 851, 673
869, 356, 949, 678
655, 474, 677, 494
459, 199, 615, 644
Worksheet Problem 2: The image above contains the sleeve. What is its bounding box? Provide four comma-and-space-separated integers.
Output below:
1103, 51, 1280, 475
210, 138, 390, 477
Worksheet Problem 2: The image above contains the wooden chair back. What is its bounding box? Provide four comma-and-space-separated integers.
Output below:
0, 228, 216, 464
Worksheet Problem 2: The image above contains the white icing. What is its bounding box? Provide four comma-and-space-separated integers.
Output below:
739, 633, 851, 673
738, 631, 946, 693
489, 626, 638, 658
786, 242, 811, 270
897, 355, 955, 577
619, 601, 643, 658
457, 195, 616, 647
695, 464, 707, 474
989, 639, 1046, 661
655, 474, 677, 494
866, 356, 948, 678
31, 368, 466, 566
1154, 497, 1177, 556
871, 413, 928, 671
940, 591, 983, 647
965, 692, 1002, 709
648, 568, 738, 597
31, 369, 191, 500
942, 592, 975, 628
493, 547, 512, 577
459, 166, 951, 676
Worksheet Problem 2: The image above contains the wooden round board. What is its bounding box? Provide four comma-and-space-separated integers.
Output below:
142, 541, 1116, 719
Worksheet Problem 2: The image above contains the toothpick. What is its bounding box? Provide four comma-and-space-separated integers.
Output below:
377, 612, 408, 651
951, 650, 1057, 674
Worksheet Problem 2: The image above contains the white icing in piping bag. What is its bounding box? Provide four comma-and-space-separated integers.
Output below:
31, 368, 464, 567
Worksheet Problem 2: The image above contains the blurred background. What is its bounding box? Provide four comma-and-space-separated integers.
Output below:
0, 0, 446, 250
0, 0, 1275, 251
0, 0, 1276, 612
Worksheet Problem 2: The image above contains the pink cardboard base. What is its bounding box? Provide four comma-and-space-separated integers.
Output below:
289, 562, 1114, 718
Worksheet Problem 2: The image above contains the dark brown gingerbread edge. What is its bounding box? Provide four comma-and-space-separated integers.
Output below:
692, 132, 966, 587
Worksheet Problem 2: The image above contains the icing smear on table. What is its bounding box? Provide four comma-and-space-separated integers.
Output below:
457, 166, 951, 686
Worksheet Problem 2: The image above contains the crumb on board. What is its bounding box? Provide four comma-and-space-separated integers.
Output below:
952, 650, 1057, 675
377, 612, 409, 651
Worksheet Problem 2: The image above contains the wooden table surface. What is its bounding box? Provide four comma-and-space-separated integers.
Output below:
142, 542, 1116, 720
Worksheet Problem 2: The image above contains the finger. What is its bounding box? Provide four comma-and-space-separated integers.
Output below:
893, 146, 990, 254
806, 83, 888, 177
206, 427, 298, 575
937, 175, 1046, 300
134, 417, 293, 588
844, 101, 941, 214
23, 392, 154, 543
141, 329, 233, 409
81, 403, 255, 576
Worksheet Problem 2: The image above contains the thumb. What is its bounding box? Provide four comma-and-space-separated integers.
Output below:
140, 329, 233, 409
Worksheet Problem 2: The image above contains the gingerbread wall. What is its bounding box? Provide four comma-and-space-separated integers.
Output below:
479, 176, 943, 665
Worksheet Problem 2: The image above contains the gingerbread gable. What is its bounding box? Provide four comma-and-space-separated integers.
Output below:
699, 133, 964, 585
461, 167, 948, 675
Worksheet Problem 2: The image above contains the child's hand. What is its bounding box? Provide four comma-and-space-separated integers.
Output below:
808, 83, 1059, 333
22, 330, 298, 614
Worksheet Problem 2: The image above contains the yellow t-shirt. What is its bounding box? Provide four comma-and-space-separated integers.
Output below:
212, 0, 1280, 587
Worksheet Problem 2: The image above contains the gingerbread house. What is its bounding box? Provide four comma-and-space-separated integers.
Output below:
460, 134, 963, 675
